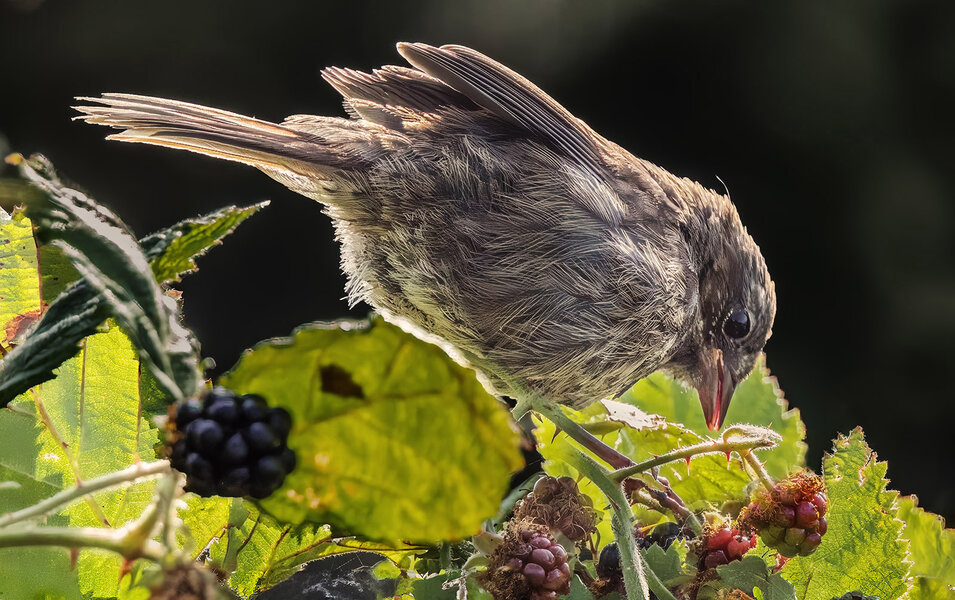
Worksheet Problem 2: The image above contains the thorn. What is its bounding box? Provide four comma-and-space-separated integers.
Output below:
69, 548, 80, 570
550, 427, 562, 444
725, 451, 732, 464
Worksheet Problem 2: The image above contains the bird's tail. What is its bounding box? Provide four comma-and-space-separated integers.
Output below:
74, 94, 380, 193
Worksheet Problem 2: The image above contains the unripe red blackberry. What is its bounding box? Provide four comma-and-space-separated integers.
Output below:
698, 527, 756, 570
738, 471, 829, 558
168, 387, 296, 498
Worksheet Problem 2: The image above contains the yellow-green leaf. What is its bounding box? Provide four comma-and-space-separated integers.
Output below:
219, 317, 523, 543
897, 495, 955, 599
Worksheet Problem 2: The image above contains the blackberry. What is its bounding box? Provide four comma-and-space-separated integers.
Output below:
479, 521, 572, 600
833, 593, 879, 600
645, 522, 686, 551
592, 541, 659, 600
169, 387, 297, 498
698, 527, 756, 570
738, 471, 829, 558
512, 476, 599, 542
596, 542, 621, 580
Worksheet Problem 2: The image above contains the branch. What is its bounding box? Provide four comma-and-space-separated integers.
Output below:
0, 460, 171, 529
609, 438, 775, 483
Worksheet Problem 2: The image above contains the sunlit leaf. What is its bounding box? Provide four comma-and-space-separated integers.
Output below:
779, 428, 909, 600
697, 555, 796, 600
219, 317, 524, 543
896, 495, 955, 599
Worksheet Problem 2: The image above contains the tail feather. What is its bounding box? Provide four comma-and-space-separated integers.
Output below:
74, 93, 372, 179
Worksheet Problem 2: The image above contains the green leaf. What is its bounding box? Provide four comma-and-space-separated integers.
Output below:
188, 497, 423, 597
0, 206, 41, 339
11, 153, 202, 401
0, 199, 263, 406
618, 357, 806, 480
896, 495, 955, 599
642, 540, 692, 586
780, 428, 909, 600
698, 555, 796, 600
141, 201, 267, 283
0, 325, 162, 599
218, 317, 524, 543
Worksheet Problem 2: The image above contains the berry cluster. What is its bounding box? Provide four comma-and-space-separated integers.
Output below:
699, 527, 757, 569
505, 529, 572, 600
169, 387, 296, 498
739, 472, 829, 558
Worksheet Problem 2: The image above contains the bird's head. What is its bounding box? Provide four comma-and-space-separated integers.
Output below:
667, 204, 776, 430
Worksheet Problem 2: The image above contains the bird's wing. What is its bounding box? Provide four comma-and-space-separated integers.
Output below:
396, 42, 606, 177
322, 65, 477, 115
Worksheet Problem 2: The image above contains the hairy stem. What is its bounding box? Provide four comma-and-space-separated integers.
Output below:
0, 527, 165, 561
563, 448, 650, 600
0, 460, 171, 529
740, 448, 776, 492
531, 400, 634, 469
609, 438, 775, 483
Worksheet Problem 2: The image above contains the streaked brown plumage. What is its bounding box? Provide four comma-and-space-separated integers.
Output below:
75, 42, 775, 429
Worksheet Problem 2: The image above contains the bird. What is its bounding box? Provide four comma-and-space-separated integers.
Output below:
75, 42, 775, 430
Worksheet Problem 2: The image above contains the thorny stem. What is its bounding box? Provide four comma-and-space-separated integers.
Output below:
0, 460, 172, 528
530, 401, 635, 469
609, 438, 776, 483
739, 448, 776, 493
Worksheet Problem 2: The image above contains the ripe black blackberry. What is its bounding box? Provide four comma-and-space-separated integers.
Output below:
738, 471, 828, 558
833, 593, 879, 600
592, 542, 659, 600
169, 387, 296, 498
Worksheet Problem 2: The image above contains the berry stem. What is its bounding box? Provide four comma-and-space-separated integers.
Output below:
492, 471, 543, 525
739, 448, 776, 493
608, 438, 775, 483
0, 460, 172, 529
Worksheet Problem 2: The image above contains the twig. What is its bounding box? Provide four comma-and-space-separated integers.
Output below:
609, 438, 775, 483
0, 526, 164, 561
0, 460, 171, 528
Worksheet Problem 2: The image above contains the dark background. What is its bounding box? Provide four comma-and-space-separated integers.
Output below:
1, 1, 952, 521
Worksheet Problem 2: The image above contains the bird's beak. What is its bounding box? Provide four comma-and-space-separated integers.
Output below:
696, 348, 735, 431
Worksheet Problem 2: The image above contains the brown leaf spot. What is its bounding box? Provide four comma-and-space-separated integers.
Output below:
320, 364, 364, 398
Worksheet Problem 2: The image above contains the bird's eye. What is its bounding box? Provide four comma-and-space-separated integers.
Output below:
723, 308, 750, 339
